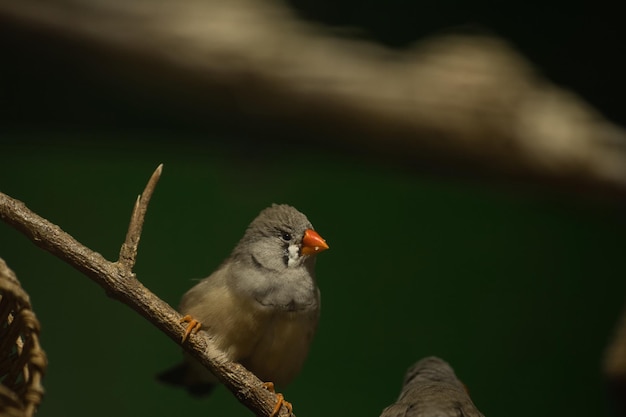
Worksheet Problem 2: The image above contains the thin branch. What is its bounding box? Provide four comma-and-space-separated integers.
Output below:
0, 165, 291, 417
118, 163, 163, 269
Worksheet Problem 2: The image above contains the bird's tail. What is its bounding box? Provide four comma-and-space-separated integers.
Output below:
156, 362, 217, 397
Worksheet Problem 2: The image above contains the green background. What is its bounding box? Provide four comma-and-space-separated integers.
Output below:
2, 0, 626, 415
1, 138, 625, 417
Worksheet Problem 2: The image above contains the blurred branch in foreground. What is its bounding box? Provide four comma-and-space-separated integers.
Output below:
1, 0, 626, 197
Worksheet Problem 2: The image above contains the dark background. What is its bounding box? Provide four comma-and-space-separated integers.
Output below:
1, 1, 626, 417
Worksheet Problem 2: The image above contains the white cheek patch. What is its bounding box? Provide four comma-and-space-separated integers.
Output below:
287, 244, 300, 267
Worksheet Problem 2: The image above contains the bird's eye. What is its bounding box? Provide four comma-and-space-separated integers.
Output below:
280, 232, 292, 242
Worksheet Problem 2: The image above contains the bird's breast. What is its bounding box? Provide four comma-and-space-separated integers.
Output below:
242, 306, 319, 387
251, 267, 318, 311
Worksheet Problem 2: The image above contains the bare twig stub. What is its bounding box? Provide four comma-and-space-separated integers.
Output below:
0, 165, 291, 417
118, 163, 163, 269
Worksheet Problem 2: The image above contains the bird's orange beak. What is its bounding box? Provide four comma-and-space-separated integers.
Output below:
301, 229, 329, 256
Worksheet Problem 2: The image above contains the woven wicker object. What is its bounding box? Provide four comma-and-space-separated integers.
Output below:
0, 258, 47, 417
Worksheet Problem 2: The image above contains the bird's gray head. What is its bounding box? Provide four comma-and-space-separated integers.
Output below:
231, 204, 328, 272
383, 357, 485, 417
228, 204, 328, 309
403, 356, 458, 386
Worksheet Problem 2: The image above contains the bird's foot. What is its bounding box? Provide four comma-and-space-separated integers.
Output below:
180, 315, 202, 342
263, 382, 293, 417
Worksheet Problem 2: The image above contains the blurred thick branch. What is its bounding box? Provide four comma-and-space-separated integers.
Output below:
0, 165, 292, 417
1, 0, 626, 197
604, 305, 626, 417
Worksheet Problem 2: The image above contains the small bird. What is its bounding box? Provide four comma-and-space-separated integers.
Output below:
380, 356, 485, 417
158, 204, 329, 406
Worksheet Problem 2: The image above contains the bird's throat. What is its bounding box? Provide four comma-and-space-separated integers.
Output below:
286, 244, 300, 267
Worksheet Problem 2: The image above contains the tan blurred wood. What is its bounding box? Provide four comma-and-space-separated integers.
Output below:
605, 306, 626, 378
604, 305, 626, 417
1, 0, 626, 195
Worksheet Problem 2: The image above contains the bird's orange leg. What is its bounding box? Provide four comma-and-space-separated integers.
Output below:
180, 314, 202, 342
263, 382, 293, 417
